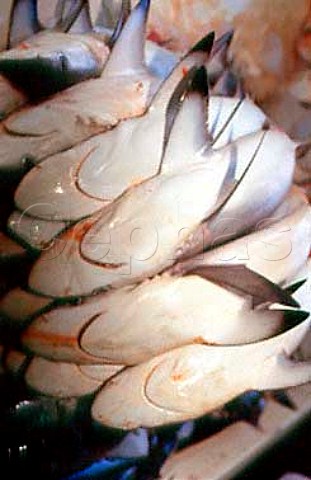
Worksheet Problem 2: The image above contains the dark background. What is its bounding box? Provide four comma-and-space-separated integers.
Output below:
234, 418, 311, 480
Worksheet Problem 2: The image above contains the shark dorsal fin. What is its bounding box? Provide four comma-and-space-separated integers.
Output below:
104, 0, 150, 77
182, 264, 299, 308
159, 65, 210, 173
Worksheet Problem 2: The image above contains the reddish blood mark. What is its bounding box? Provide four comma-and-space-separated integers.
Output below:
98, 262, 124, 270
23, 329, 76, 347
18, 42, 30, 50
63, 219, 94, 242
171, 372, 185, 381
147, 30, 163, 44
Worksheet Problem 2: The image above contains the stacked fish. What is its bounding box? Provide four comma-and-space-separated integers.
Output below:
0, 0, 310, 431
99, 0, 311, 199
0, 4, 310, 476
